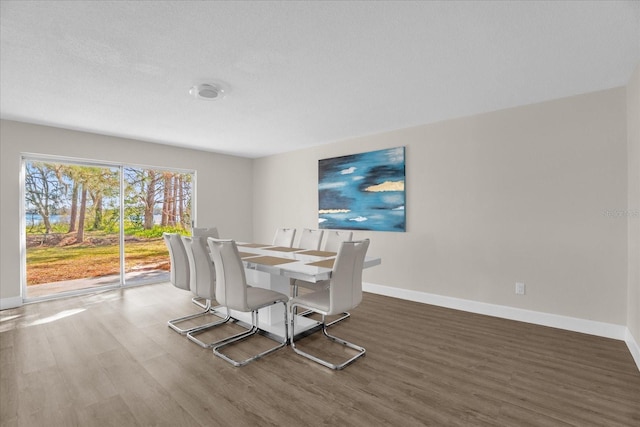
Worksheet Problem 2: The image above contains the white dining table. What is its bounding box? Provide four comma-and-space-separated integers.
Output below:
216, 242, 381, 341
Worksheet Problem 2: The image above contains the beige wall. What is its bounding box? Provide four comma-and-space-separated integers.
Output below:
628, 64, 640, 341
0, 120, 253, 304
253, 88, 629, 325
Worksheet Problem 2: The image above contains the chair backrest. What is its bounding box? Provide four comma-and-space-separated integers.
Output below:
163, 233, 190, 291
298, 228, 324, 250
272, 228, 296, 247
323, 230, 353, 253
181, 236, 216, 300
193, 227, 219, 239
328, 239, 370, 315
208, 238, 249, 311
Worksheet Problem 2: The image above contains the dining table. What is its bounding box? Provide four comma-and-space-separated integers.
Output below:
214, 242, 381, 341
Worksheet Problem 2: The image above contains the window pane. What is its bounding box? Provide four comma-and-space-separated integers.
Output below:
24, 161, 121, 298
122, 167, 193, 285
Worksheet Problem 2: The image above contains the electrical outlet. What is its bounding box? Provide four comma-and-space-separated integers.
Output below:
515, 282, 525, 295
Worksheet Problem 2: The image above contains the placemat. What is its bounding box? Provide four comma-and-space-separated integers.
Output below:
237, 243, 271, 248
297, 250, 337, 257
267, 246, 303, 253
245, 256, 298, 266
305, 259, 335, 269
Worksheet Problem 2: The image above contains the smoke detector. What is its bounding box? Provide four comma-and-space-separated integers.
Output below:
189, 83, 226, 100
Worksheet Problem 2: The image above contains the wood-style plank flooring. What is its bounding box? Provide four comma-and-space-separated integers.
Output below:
1, 283, 639, 426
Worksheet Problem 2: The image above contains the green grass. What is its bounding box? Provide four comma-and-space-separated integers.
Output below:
27, 245, 119, 264
26, 237, 171, 285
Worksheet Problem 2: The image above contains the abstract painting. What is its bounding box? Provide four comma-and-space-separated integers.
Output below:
318, 147, 405, 232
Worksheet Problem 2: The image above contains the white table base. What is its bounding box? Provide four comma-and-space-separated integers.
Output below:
217, 268, 321, 341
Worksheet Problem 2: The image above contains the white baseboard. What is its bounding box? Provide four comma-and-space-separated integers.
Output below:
363, 282, 640, 371
625, 328, 640, 371
0, 296, 22, 311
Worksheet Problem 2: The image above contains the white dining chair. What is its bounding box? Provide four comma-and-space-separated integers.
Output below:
322, 230, 353, 253
272, 227, 296, 247
207, 237, 290, 367
297, 228, 324, 250
291, 229, 354, 325
190, 227, 220, 308
192, 226, 219, 239
163, 233, 223, 335
290, 239, 370, 370
182, 236, 236, 348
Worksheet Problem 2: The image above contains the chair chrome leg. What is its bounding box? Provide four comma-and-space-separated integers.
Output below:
291, 282, 300, 315
186, 311, 243, 348
168, 300, 226, 335
292, 283, 349, 325
290, 308, 365, 370
213, 301, 288, 367
213, 324, 261, 367
191, 296, 207, 309
325, 311, 350, 326
297, 309, 350, 327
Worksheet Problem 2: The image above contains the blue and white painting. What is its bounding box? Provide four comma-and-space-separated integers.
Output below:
318, 147, 405, 232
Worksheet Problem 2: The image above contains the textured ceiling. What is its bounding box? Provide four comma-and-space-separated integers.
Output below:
1, 1, 639, 158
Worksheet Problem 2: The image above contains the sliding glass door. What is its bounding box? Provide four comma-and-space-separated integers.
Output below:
22, 156, 194, 300
122, 167, 193, 285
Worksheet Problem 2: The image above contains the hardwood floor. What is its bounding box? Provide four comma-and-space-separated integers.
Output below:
1, 283, 639, 426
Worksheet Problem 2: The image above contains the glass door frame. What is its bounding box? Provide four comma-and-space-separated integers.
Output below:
20, 153, 196, 303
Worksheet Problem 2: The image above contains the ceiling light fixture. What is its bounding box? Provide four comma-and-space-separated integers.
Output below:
189, 83, 227, 100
